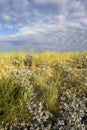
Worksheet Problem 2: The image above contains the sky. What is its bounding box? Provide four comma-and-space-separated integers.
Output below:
0, 0, 87, 52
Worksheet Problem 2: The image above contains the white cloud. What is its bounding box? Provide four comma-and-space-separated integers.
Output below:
0, 0, 87, 51
0, 0, 30, 27
0, 22, 87, 51
71, 12, 85, 17
0, 0, 86, 29
58, 15, 66, 21
80, 18, 87, 25
34, 0, 68, 4
64, 22, 84, 29
2, 15, 11, 21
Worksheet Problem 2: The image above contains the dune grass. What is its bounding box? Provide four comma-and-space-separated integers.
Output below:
0, 51, 87, 129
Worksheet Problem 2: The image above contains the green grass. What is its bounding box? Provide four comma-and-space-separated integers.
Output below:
0, 76, 26, 124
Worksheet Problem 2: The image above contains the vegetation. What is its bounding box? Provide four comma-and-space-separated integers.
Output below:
0, 51, 87, 129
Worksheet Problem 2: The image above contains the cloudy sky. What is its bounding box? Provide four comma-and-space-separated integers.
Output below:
0, 0, 87, 52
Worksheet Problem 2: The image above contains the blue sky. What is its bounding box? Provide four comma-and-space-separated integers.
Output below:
0, 0, 87, 52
